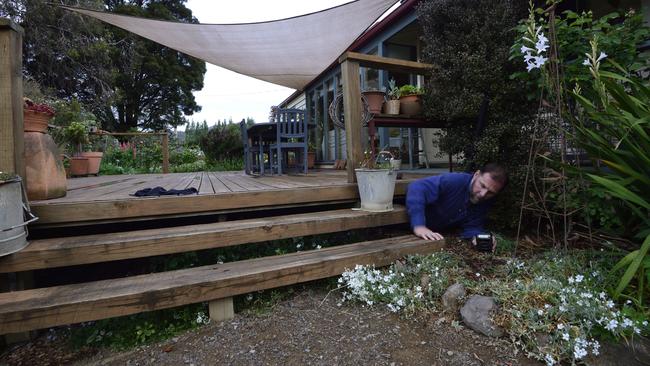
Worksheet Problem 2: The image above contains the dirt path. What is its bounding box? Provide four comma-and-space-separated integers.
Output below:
8, 287, 539, 366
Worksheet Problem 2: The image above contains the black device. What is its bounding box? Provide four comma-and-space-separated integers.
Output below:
475, 233, 493, 252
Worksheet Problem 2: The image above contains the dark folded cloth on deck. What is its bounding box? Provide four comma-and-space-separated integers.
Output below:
133, 186, 198, 197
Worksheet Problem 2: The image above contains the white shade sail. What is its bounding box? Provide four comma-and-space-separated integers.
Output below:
62, 0, 398, 90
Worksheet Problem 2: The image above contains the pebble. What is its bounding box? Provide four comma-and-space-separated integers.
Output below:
447, 351, 454, 356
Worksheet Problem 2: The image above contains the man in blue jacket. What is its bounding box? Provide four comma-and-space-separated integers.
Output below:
406, 163, 507, 249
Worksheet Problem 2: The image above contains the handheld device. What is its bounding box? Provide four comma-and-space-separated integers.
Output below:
475, 233, 493, 252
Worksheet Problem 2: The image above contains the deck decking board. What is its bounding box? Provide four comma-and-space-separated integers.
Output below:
197, 172, 215, 195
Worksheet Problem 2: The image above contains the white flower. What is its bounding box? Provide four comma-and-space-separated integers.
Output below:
544, 353, 555, 366
599, 292, 606, 299
537, 309, 544, 316
582, 58, 591, 66
605, 319, 618, 331
643, 321, 648, 326
597, 51, 607, 62
592, 340, 600, 355
559, 305, 567, 312
475, 272, 481, 277
557, 323, 565, 330
562, 332, 570, 341
634, 327, 641, 334
623, 318, 634, 328
521, 45, 533, 54
568, 276, 575, 284
315, 245, 322, 250
606, 300, 615, 308
544, 304, 551, 309
574, 274, 584, 283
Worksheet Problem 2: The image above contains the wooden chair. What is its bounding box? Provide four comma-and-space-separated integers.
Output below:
240, 120, 264, 175
270, 109, 308, 174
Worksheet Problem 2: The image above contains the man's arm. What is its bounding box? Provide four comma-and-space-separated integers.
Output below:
406, 177, 443, 240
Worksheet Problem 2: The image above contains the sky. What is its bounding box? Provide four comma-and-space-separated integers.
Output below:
183, 0, 351, 127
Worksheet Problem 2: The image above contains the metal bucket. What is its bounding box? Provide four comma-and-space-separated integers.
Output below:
0, 176, 38, 256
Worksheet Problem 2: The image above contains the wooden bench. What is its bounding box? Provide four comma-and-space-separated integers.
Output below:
0, 205, 446, 335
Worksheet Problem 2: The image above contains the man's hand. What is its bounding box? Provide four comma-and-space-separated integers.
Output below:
413, 226, 444, 241
471, 235, 497, 253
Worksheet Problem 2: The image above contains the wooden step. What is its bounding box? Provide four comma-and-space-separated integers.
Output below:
0, 235, 444, 334
0, 206, 409, 273
30, 180, 413, 226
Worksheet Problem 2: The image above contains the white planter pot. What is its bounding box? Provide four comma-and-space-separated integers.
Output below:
355, 168, 397, 212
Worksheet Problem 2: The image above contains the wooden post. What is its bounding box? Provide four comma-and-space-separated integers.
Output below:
0, 19, 25, 179
208, 297, 234, 322
162, 132, 169, 174
340, 59, 364, 183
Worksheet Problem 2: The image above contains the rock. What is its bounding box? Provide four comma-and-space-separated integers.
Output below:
460, 295, 503, 338
441, 283, 466, 312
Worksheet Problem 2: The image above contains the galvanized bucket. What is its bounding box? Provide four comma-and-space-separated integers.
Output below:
0, 176, 38, 256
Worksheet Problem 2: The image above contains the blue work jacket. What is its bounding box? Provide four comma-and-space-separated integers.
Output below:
406, 173, 493, 239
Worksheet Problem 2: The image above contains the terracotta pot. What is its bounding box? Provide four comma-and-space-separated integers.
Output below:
362, 91, 386, 114
399, 94, 422, 115
307, 152, 316, 169
70, 157, 89, 176
81, 151, 103, 175
24, 132, 67, 200
23, 110, 51, 133
383, 100, 400, 115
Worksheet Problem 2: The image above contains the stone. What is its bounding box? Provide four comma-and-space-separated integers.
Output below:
441, 283, 466, 312
460, 295, 503, 337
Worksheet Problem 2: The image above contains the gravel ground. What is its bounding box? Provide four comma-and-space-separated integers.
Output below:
1, 286, 541, 366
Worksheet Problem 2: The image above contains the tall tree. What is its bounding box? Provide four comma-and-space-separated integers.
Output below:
1, 0, 206, 132
102, 0, 206, 131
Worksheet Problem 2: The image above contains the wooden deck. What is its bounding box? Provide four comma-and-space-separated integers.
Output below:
30, 170, 428, 227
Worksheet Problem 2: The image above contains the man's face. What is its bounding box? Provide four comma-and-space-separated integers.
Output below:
469, 171, 503, 204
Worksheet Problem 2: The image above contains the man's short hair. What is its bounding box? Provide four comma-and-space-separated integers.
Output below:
480, 163, 508, 187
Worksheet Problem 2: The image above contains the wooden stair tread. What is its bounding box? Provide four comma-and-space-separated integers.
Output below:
0, 235, 444, 334
0, 206, 409, 272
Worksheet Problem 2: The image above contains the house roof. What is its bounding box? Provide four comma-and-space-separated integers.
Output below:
61, 0, 399, 90
279, 0, 419, 106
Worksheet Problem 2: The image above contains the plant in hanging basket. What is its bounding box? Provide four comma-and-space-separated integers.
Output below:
23, 98, 56, 133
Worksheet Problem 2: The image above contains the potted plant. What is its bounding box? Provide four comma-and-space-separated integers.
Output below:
383, 79, 400, 115
362, 88, 386, 114
63, 121, 90, 176
307, 141, 316, 169
23, 98, 55, 133
398, 84, 424, 115
354, 150, 397, 212
81, 121, 104, 176
22, 98, 67, 200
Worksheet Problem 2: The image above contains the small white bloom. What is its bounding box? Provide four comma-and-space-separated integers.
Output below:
568, 276, 575, 284
315, 245, 322, 250
544, 355, 553, 365
538, 309, 544, 316
583, 58, 591, 66
597, 51, 607, 62
559, 305, 567, 312
606, 300, 615, 308
557, 323, 565, 330
574, 274, 584, 283
643, 321, 648, 326
475, 273, 481, 277
605, 319, 619, 331
634, 327, 641, 334
544, 304, 551, 309
521, 45, 533, 54
562, 332, 570, 341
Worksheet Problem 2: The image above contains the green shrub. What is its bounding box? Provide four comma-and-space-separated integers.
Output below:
199, 123, 243, 163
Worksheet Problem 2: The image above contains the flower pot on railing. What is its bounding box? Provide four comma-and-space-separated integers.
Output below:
383, 100, 400, 115
362, 90, 386, 114
398, 94, 422, 115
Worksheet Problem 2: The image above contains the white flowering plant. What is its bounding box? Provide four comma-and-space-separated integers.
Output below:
471, 252, 649, 365
338, 252, 461, 314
